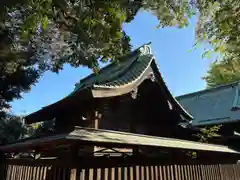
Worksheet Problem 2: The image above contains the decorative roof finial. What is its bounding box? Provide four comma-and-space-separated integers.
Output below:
147, 41, 152, 45
139, 42, 152, 55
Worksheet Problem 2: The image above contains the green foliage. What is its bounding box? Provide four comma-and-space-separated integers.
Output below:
1, 0, 135, 71
143, 0, 194, 28
0, 0, 195, 72
196, 125, 222, 143
0, 115, 55, 144
32, 120, 55, 136
187, 125, 222, 159
195, 1, 240, 87
203, 59, 240, 88
0, 115, 27, 144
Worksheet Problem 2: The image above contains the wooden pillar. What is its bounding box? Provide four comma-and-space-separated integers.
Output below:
93, 110, 102, 155
70, 168, 77, 180
130, 94, 139, 155
0, 152, 5, 180
85, 109, 102, 129
80, 109, 103, 155
93, 110, 102, 129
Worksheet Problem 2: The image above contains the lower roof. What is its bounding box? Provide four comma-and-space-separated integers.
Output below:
177, 82, 240, 126
0, 127, 239, 154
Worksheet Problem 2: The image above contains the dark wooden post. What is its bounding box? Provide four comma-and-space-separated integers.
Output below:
0, 152, 5, 180
93, 110, 102, 129
130, 93, 140, 155
68, 144, 78, 180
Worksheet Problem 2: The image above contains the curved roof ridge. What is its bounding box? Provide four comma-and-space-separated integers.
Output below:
93, 54, 154, 89
74, 43, 152, 91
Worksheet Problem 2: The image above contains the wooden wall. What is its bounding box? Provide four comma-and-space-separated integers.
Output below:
99, 97, 133, 132
55, 79, 183, 139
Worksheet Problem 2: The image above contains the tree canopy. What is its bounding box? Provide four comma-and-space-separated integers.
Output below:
0, 114, 27, 144
196, 1, 240, 87
203, 59, 240, 88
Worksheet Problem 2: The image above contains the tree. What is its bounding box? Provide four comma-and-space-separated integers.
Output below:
195, 1, 240, 87
1, 0, 194, 70
196, 125, 222, 143
0, 31, 40, 122
0, 114, 27, 144
31, 120, 56, 136
203, 59, 240, 88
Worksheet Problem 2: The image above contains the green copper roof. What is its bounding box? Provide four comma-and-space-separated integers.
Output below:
72, 45, 153, 93
177, 82, 240, 126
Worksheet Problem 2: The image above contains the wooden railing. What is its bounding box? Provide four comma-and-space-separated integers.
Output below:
3, 164, 240, 180
1, 159, 240, 180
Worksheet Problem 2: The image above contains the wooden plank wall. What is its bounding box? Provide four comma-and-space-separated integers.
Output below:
2, 161, 240, 180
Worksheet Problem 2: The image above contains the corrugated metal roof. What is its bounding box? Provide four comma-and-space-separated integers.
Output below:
177, 82, 240, 126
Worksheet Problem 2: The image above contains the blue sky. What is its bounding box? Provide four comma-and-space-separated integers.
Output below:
11, 11, 213, 115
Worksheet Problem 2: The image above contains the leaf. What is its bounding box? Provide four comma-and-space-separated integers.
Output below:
42, 15, 49, 30
201, 50, 212, 59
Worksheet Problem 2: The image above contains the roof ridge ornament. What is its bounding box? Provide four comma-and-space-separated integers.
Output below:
139, 42, 152, 55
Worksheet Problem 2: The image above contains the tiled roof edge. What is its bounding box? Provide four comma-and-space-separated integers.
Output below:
176, 81, 240, 100
93, 55, 154, 89
75, 43, 152, 90
93, 45, 153, 89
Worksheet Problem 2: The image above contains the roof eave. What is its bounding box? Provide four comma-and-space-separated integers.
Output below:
150, 61, 193, 121
25, 88, 93, 124
91, 65, 154, 98
1, 127, 239, 154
